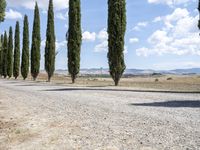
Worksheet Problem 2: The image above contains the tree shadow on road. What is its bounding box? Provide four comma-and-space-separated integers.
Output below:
129, 100, 200, 108
42, 87, 200, 94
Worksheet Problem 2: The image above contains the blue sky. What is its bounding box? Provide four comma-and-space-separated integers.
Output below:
0, 0, 199, 70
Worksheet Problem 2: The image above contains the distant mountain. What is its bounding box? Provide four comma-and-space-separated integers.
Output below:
54, 68, 200, 75
170, 68, 200, 74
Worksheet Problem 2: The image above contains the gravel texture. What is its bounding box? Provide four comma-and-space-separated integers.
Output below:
0, 79, 200, 150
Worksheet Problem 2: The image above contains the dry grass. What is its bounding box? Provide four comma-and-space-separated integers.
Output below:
10, 73, 200, 92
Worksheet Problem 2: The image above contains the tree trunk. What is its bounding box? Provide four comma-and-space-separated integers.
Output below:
114, 79, 119, 86
72, 76, 75, 84
47, 75, 51, 82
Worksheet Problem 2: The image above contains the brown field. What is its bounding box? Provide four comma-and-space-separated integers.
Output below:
14, 73, 200, 92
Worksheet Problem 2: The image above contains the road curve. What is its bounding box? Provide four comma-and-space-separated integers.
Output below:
0, 79, 200, 150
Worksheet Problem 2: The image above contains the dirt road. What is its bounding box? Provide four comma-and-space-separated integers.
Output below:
0, 79, 199, 149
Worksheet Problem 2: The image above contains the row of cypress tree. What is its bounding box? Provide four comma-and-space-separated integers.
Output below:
0, 0, 126, 86
0, 1, 53, 81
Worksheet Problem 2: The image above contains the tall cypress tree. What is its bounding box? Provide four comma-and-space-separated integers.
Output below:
45, 0, 56, 82
7, 26, 13, 78
198, 0, 200, 29
0, 0, 6, 23
0, 34, 3, 76
107, 0, 126, 86
21, 15, 29, 80
13, 21, 20, 79
67, 0, 82, 83
2, 31, 7, 78
31, 2, 41, 81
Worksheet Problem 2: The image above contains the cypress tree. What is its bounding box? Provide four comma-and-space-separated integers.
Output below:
107, 0, 126, 86
0, 34, 3, 76
21, 15, 29, 80
31, 2, 41, 81
7, 27, 13, 78
45, 0, 56, 82
2, 31, 7, 78
67, 0, 82, 83
198, 0, 200, 29
13, 21, 20, 79
0, 0, 6, 23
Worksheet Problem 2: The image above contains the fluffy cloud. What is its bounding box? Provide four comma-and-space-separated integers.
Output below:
5, 9, 22, 20
7, 0, 69, 10
153, 16, 162, 22
147, 0, 192, 6
82, 31, 96, 42
56, 12, 68, 20
82, 29, 108, 42
129, 38, 139, 43
97, 28, 108, 41
133, 21, 148, 31
94, 41, 108, 52
136, 8, 200, 57
94, 28, 107, 52
94, 41, 128, 54
93, 29, 108, 52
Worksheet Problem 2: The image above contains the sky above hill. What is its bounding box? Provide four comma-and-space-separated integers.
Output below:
0, 0, 199, 70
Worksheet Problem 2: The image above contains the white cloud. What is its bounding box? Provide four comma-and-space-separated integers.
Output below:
56, 12, 68, 20
129, 38, 139, 43
136, 8, 200, 57
124, 46, 128, 54
94, 28, 108, 52
7, 0, 69, 11
164, 8, 189, 29
94, 41, 108, 52
94, 28, 127, 54
133, 21, 148, 31
56, 40, 67, 52
94, 41, 127, 54
97, 28, 108, 41
82, 31, 96, 42
5, 9, 22, 20
147, 0, 193, 6
153, 16, 162, 22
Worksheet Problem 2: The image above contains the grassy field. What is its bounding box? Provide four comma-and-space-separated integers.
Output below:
9, 73, 200, 92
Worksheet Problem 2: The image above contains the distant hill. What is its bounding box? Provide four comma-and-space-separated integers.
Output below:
169, 68, 200, 74
54, 68, 200, 75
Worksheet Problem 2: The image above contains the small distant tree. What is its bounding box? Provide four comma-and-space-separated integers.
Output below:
0, 0, 6, 23
21, 15, 29, 80
67, 0, 82, 83
45, 0, 56, 82
107, 0, 126, 86
7, 27, 13, 78
31, 2, 41, 81
2, 31, 7, 78
13, 21, 20, 79
0, 34, 3, 76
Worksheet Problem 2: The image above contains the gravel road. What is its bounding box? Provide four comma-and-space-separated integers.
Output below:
0, 79, 200, 150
